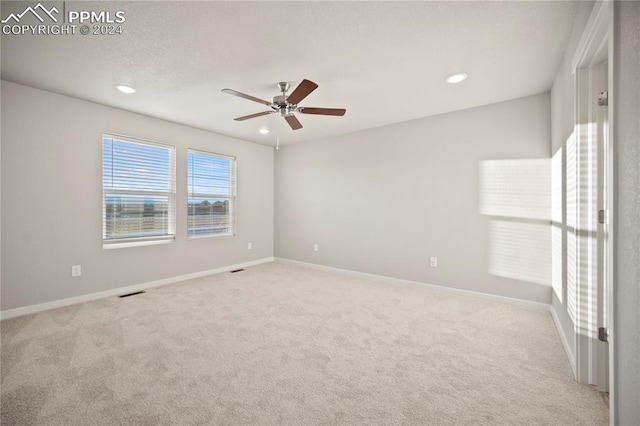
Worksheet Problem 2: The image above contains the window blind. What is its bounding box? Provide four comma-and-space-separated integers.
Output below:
187, 149, 236, 237
102, 135, 176, 245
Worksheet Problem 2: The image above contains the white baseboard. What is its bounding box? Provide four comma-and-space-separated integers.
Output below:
0, 257, 274, 320
3, 255, 552, 320
550, 303, 577, 377
274, 257, 551, 311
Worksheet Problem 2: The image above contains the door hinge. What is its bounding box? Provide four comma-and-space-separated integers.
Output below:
598, 209, 609, 224
598, 327, 608, 343
598, 91, 609, 106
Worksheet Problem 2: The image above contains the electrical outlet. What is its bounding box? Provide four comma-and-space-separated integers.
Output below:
71, 265, 82, 277
313, 243, 319, 252
430, 257, 438, 268
247, 242, 253, 250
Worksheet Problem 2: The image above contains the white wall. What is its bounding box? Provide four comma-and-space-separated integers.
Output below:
549, 0, 594, 365
1, 81, 274, 311
613, 1, 640, 422
551, 1, 596, 155
275, 93, 552, 304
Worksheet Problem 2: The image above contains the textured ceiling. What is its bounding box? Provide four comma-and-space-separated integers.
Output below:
1, 1, 580, 146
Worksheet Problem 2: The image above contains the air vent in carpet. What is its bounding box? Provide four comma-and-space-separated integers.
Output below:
118, 291, 146, 298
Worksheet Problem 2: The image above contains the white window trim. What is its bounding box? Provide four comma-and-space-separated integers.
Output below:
103, 237, 174, 250
187, 148, 237, 240
102, 133, 177, 249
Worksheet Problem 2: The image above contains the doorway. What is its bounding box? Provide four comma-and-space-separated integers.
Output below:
571, 0, 613, 411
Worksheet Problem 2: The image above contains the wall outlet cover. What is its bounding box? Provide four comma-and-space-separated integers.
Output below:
71, 265, 82, 277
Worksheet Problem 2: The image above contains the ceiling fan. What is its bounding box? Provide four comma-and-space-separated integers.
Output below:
221, 79, 346, 130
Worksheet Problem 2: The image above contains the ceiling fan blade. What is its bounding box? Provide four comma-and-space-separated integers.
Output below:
286, 79, 319, 105
222, 88, 272, 106
299, 107, 346, 116
233, 111, 273, 121
284, 114, 303, 130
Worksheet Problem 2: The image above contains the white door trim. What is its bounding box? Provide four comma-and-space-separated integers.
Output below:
571, 1, 614, 424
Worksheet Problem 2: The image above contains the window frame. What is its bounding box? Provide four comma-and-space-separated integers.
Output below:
102, 133, 177, 249
187, 148, 237, 239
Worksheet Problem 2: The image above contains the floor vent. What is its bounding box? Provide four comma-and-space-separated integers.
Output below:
118, 291, 146, 298
230, 269, 245, 273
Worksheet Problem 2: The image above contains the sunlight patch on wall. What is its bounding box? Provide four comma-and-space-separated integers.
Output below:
479, 159, 550, 220
551, 148, 563, 223
578, 232, 598, 337
551, 148, 563, 303
489, 220, 551, 287
564, 124, 600, 334
480, 159, 551, 286
550, 120, 601, 339
576, 122, 599, 336
566, 134, 577, 229
567, 230, 577, 323
552, 225, 563, 303
578, 122, 597, 231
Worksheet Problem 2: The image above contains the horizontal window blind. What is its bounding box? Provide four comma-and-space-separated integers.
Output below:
102, 135, 176, 244
187, 149, 236, 238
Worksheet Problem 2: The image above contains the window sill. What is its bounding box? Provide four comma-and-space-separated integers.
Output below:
103, 238, 174, 250
187, 232, 235, 240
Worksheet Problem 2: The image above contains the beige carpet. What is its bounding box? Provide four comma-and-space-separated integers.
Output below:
1, 261, 607, 425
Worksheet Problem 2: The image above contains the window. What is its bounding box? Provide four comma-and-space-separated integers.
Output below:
187, 149, 236, 238
102, 135, 176, 247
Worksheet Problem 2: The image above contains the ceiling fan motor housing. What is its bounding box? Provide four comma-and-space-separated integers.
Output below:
273, 95, 287, 106
272, 95, 295, 116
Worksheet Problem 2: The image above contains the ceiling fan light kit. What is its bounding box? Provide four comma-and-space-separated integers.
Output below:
222, 79, 346, 130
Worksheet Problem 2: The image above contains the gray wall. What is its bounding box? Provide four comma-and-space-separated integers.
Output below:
613, 1, 640, 423
275, 93, 552, 304
1, 81, 274, 311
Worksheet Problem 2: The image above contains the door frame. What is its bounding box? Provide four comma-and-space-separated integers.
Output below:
571, 0, 614, 423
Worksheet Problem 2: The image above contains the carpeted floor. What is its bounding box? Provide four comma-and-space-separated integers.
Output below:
1, 261, 608, 425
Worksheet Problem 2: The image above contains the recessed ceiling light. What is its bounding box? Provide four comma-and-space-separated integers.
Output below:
259, 128, 269, 135
115, 84, 136, 94
446, 73, 468, 84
